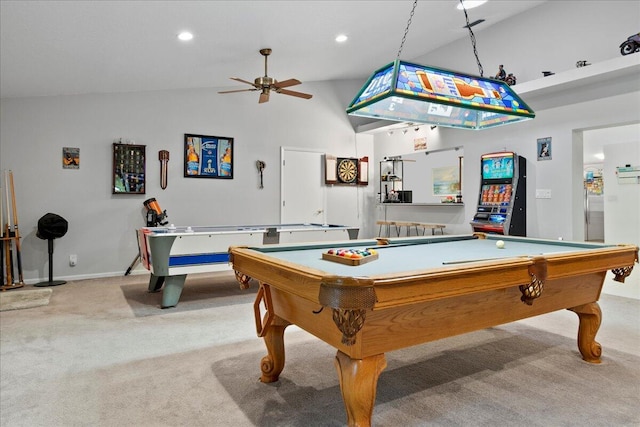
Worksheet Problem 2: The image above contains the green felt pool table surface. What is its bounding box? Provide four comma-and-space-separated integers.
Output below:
250, 234, 611, 277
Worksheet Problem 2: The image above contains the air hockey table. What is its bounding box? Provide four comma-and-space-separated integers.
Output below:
136, 223, 359, 308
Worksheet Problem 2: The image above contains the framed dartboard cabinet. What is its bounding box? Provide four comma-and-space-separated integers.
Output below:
325, 155, 368, 186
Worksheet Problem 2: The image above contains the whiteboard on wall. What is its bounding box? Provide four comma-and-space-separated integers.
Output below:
402, 147, 463, 203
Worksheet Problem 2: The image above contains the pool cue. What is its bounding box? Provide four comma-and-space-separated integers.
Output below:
367, 237, 461, 251
368, 242, 427, 250
0, 176, 4, 285
1, 241, 3, 287
9, 171, 24, 284
3, 171, 14, 285
3, 225, 11, 286
442, 258, 501, 265
442, 255, 533, 265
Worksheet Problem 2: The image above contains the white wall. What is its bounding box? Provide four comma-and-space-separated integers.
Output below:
601, 141, 640, 299
0, 79, 374, 282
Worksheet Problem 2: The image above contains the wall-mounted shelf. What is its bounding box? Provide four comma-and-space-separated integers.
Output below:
378, 203, 464, 207
380, 159, 405, 202
510, 54, 640, 112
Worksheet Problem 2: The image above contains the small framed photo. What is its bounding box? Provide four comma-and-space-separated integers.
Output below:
537, 137, 552, 161
63, 147, 80, 169
184, 134, 234, 178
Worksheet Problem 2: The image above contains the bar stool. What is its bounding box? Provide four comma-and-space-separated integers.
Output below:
394, 221, 420, 237
416, 223, 446, 235
376, 220, 395, 237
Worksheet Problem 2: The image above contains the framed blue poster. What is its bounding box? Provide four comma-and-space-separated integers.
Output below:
537, 137, 552, 161
184, 134, 233, 178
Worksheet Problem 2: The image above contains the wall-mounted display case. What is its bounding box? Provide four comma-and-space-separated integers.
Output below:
113, 142, 146, 194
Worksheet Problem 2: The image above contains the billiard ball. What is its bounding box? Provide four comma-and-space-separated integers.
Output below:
496, 240, 505, 249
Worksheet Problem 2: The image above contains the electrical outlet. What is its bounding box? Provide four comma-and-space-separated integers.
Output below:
69, 254, 77, 266
536, 189, 552, 199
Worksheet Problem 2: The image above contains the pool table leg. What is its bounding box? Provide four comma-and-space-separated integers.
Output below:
147, 274, 165, 292
334, 351, 387, 427
160, 274, 187, 309
568, 302, 602, 364
259, 315, 290, 383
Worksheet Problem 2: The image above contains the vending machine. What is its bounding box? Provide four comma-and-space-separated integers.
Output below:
470, 151, 526, 236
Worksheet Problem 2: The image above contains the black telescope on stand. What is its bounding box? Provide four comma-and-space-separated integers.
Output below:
143, 198, 168, 227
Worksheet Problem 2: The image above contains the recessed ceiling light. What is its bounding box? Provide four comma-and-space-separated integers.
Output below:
335, 34, 348, 43
457, 1, 488, 10
178, 31, 194, 41
594, 153, 605, 160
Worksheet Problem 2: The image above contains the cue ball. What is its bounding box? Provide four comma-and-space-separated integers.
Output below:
496, 240, 505, 249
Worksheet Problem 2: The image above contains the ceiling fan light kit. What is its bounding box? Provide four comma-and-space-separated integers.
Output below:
219, 48, 312, 103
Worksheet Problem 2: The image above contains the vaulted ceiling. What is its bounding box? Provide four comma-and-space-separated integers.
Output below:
0, 0, 546, 98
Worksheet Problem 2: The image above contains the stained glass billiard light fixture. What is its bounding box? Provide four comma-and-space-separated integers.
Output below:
346, 0, 535, 130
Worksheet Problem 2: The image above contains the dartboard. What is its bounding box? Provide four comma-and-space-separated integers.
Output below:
338, 158, 358, 183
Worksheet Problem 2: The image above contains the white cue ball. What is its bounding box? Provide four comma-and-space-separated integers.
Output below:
496, 240, 505, 249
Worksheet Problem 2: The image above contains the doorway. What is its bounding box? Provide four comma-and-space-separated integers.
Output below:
583, 164, 604, 242
581, 123, 640, 242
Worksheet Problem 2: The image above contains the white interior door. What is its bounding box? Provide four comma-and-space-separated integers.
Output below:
281, 147, 326, 224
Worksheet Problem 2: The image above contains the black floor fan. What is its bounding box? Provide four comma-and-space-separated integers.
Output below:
34, 213, 68, 287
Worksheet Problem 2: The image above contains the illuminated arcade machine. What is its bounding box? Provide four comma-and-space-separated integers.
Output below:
470, 152, 526, 236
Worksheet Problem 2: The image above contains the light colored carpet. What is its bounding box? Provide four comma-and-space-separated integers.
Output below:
1, 272, 638, 426
0, 287, 52, 311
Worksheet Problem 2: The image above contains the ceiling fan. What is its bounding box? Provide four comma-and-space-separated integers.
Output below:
218, 48, 313, 104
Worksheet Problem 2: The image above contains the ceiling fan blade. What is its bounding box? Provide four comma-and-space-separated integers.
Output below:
273, 79, 301, 89
230, 77, 258, 87
277, 88, 313, 100
259, 91, 270, 103
218, 88, 258, 94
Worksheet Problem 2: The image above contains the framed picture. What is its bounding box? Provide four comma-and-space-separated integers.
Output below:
63, 147, 80, 169
432, 165, 460, 196
537, 137, 552, 161
184, 133, 234, 178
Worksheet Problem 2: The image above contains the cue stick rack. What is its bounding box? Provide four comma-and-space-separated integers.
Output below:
1, 170, 25, 290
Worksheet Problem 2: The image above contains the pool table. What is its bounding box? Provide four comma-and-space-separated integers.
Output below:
136, 223, 358, 308
229, 233, 638, 427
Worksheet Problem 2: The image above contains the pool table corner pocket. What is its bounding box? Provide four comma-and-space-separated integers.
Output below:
520, 257, 548, 305
319, 277, 377, 346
